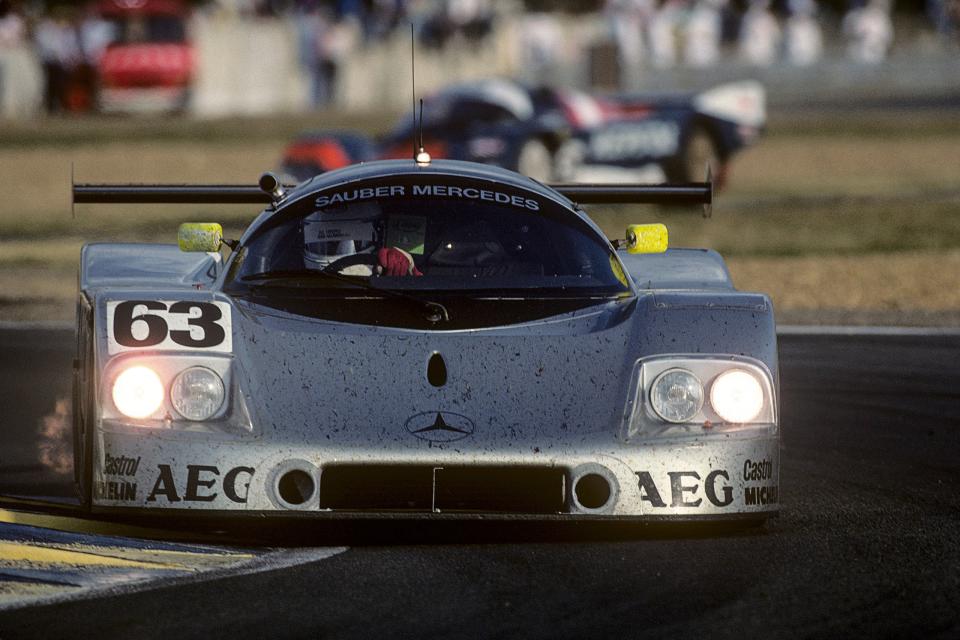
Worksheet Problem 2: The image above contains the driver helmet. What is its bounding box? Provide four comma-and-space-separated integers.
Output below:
303, 208, 378, 270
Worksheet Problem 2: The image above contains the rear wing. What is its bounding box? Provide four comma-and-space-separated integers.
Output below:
73, 180, 713, 216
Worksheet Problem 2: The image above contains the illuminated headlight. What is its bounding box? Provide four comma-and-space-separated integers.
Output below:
650, 368, 704, 423
170, 366, 224, 421
621, 356, 777, 441
710, 369, 764, 423
112, 365, 165, 419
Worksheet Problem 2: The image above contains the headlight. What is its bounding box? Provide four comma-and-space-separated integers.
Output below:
112, 365, 165, 419
622, 356, 777, 441
710, 369, 764, 423
650, 368, 704, 423
171, 366, 225, 421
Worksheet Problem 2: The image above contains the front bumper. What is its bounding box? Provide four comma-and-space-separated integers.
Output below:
91, 431, 779, 520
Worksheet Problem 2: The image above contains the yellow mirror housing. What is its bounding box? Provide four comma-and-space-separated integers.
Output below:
178, 223, 223, 252
625, 223, 668, 254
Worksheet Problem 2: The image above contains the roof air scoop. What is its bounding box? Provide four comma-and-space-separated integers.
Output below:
259, 172, 287, 203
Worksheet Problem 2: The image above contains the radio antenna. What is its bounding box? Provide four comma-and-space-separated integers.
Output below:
418, 98, 425, 151
411, 24, 431, 166
411, 24, 417, 159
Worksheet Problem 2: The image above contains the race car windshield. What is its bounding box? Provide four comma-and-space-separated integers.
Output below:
227, 178, 631, 298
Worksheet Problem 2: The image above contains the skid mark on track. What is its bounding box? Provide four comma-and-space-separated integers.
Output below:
0, 511, 346, 611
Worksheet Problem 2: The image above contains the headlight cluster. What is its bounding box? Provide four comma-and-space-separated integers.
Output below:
650, 366, 765, 424
110, 363, 226, 422
623, 356, 776, 440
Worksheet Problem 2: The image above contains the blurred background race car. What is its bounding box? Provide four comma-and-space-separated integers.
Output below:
280, 78, 765, 188
96, 0, 195, 113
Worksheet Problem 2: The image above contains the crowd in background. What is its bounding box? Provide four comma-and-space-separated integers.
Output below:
291, 1, 497, 106
0, 0, 958, 114
597, 0, 894, 69
280, 0, 959, 105
4, 3, 116, 112
266, 0, 956, 66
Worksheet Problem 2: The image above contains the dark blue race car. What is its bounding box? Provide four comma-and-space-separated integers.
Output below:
281, 79, 765, 189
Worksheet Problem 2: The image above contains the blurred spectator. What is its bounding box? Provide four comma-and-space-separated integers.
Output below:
366, 0, 409, 41
299, 7, 360, 107
951, 0, 960, 42
519, 12, 563, 84
927, 0, 959, 42
34, 6, 82, 113
739, 0, 781, 66
76, 6, 114, 111
418, 2, 452, 48
0, 1, 25, 49
299, 6, 334, 106
337, 0, 366, 22
926, 0, 960, 45
648, 0, 685, 68
447, 0, 493, 42
684, 0, 725, 67
0, 0, 24, 111
607, 0, 653, 71
419, 0, 493, 48
785, 0, 822, 65
843, 0, 893, 63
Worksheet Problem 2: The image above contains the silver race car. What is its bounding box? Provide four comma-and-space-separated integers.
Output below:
72, 157, 779, 522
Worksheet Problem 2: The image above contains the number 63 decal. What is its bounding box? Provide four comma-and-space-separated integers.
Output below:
107, 300, 232, 355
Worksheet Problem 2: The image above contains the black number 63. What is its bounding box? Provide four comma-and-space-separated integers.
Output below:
113, 300, 226, 349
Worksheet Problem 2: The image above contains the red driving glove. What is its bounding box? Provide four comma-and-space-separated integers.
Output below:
378, 247, 422, 276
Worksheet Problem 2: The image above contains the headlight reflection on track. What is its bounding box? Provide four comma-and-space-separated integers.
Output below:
112, 365, 165, 419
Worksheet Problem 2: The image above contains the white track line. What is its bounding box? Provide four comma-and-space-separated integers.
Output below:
0, 542, 347, 611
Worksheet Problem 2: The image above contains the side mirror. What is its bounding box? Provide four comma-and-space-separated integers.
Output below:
625, 223, 668, 254
178, 223, 223, 252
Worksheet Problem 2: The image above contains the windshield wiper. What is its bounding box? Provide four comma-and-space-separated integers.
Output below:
239, 270, 450, 325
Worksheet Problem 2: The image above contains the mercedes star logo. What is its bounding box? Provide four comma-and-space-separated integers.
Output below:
404, 411, 476, 442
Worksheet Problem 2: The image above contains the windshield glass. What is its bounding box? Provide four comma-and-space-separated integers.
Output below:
226, 175, 630, 298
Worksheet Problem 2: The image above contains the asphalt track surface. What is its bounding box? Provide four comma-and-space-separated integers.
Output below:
0, 327, 959, 639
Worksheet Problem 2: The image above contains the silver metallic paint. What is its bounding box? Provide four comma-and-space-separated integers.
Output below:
79, 160, 779, 519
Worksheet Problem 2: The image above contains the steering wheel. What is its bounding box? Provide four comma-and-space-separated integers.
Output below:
322, 252, 380, 274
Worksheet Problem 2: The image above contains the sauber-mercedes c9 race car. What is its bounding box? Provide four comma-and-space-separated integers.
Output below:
72, 157, 779, 522
280, 79, 765, 189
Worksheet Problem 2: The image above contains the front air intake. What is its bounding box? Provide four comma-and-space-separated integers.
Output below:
319, 465, 567, 514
